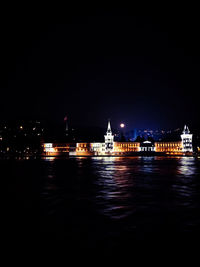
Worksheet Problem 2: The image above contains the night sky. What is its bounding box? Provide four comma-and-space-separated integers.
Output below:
0, 7, 199, 131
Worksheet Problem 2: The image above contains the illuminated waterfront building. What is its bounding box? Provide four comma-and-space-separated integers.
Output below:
181, 125, 193, 153
43, 143, 70, 156
42, 122, 194, 156
104, 120, 114, 153
140, 141, 155, 152
74, 143, 93, 156
113, 142, 140, 154
91, 143, 105, 155
154, 141, 182, 154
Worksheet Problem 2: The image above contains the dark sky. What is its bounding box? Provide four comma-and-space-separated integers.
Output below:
0, 7, 199, 130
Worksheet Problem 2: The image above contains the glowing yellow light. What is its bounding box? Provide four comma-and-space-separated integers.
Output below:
120, 123, 125, 128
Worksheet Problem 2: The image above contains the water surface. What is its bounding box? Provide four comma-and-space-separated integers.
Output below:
3, 156, 200, 252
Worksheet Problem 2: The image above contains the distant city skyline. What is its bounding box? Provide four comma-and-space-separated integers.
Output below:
0, 118, 196, 145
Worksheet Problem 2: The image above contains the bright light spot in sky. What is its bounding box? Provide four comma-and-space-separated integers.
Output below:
120, 123, 125, 128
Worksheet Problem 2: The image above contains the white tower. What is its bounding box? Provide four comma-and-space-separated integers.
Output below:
181, 125, 193, 153
104, 120, 114, 153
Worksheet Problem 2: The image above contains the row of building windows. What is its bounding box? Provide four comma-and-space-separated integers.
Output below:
156, 148, 182, 151
156, 143, 181, 147
77, 148, 91, 152
114, 143, 140, 148
77, 144, 90, 148
113, 148, 139, 152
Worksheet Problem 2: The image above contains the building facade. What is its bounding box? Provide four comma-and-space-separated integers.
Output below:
43, 143, 70, 156
154, 141, 182, 154
139, 141, 155, 152
42, 122, 193, 156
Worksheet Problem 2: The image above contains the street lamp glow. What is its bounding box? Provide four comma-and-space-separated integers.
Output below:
120, 123, 125, 128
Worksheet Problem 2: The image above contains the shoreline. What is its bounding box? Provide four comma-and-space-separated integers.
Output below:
0, 151, 198, 159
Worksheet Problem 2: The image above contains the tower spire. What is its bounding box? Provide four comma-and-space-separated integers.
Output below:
183, 125, 190, 134
104, 119, 114, 153
107, 119, 112, 133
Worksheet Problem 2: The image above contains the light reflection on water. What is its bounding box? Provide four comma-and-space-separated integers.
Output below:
88, 156, 199, 220
44, 156, 56, 161
93, 157, 136, 219
137, 156, 158, 174
171, 157, 198, 201
2, 154, 200, 247
177, 157, 197, 177
39, 156, 200, 240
